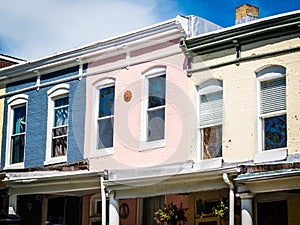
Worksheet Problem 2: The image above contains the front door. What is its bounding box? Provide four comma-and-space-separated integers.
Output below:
257, 200, 287, 225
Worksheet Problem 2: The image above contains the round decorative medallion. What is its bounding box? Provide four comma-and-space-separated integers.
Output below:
124, 90, 132, 102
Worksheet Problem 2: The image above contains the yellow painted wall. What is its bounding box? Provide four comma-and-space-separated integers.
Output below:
0, 83, 4, 167
191, 36, 300, 162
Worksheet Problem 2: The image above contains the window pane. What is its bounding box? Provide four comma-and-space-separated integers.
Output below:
148, 75, 166, 108
98, 118, 114, 149
11, 134, 25, 163
13, 105, 26, 134
52, 136, 67, 157
147, 108, 165, 141
264, 114, 286, 150
99, 86, 115, 117
54, 97, 69, 107
54, 106, 69, 126
261, 77, 286, 114
200, 91, 223, 126
53, 126, 68, 137
203, 125, 222, 159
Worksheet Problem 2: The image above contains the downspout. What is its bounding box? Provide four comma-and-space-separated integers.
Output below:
100, 176, 106, 225
223, 173, 234, 225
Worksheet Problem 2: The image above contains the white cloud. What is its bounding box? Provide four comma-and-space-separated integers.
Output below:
0, 0, 177, 60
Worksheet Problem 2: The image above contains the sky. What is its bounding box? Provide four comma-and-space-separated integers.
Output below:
1, 0, 299, 61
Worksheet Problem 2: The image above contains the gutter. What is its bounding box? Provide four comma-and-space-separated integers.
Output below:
235, 169, 300, 183
0, 48, 182, 98
181, 20, 300, 53
0, 17, 187, 78
185, 45, 300, 76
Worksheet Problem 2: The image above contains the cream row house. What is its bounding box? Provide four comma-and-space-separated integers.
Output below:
181, 5, 300, 225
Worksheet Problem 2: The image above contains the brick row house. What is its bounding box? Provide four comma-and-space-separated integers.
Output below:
0, 4, 299, 225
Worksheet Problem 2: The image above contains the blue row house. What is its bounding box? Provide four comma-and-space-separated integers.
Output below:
0, 56, 99, 225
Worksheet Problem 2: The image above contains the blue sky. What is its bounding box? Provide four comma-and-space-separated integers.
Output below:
1, 0, 299, 60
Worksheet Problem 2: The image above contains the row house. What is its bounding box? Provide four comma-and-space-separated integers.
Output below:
181, 6, 300, 225
0, 54, 24, 214
0, 15, 222, 225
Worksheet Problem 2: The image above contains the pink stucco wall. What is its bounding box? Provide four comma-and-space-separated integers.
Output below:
84, 38, 195, 171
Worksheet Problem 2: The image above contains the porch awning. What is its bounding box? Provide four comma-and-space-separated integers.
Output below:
104, 161, 238, 199
235, 168, 300, 193
2, 170, 105, 196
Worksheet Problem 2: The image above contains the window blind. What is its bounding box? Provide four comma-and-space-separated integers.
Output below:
200, 91, 223, 127
261, 77, 286, 114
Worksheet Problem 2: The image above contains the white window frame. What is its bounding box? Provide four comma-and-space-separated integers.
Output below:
45, 84, 69, 165
140, 66, 166, 150
90, 78, 115, 157
5, 94, 28, 169
197, 79, 223, 161
256, 66, 286, 153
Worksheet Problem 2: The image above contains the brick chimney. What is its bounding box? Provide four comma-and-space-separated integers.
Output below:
235, 4, 259, 24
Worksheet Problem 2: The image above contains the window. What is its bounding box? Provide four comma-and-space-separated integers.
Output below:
141, 67, 166, 148
52, 96, 69, 156
6, 94, 28, 168
142, 196, 164, 225
257, 66, 286, 151
198, 80, 223, 159
46, 84, 69, 164
97, 85, 115, 149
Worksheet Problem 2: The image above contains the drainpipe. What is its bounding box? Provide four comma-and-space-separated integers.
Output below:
223, 173, 234, 225
100, 176, 106, 225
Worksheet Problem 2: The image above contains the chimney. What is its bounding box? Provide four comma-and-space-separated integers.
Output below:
235, 4, 259, 25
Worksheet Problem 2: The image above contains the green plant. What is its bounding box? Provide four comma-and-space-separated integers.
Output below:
154, 202, 188, 225
213, 200, 229, 225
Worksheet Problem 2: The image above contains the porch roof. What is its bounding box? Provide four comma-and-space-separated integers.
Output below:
104, 161, 239, 199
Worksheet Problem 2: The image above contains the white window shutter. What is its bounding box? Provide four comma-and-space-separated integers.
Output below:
200, 90, 223, 126
261, 77, 286, 114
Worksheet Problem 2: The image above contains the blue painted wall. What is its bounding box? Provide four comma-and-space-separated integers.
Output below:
1, 66, 86, 168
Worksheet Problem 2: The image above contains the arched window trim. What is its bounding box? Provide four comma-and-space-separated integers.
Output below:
5, 94, 28, 169
197, 79, 223, 161
255, 65, 287, 157
90, 78, 115, 157
45, 84, 70, 165
140, 66, 166, 150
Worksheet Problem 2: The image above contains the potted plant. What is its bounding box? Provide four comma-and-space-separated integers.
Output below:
154, 202, 188, 225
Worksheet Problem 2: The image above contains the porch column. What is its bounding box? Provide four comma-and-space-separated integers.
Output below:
239, 193, 255, 225
109, 191, 119, 225
8, 194, 17, 215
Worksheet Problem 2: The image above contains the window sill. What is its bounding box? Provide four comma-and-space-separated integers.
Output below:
4, 162, 24, 170
254, 148, 287, 163
139, 139, 165, 151
192, 157, 223, 171
44, 156, 67, 165
89, 147, 114, 158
